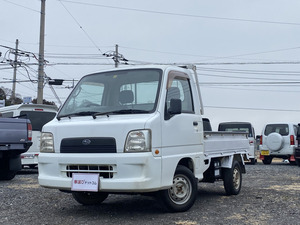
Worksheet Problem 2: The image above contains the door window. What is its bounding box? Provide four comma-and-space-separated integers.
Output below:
165, 72, 194, 119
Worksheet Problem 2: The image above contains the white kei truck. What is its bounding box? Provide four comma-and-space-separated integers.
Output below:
38, 65, 250, 212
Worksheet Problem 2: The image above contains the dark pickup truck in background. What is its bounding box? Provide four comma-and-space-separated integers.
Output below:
0, 117, 32, 180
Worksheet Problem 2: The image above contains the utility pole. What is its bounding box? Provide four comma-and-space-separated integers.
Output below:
11, 39, 19, 104
115, 44, 118, 68
37, 0, 46, 104
103, 44, 128, 67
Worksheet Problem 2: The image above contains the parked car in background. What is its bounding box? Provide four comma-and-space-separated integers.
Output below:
0, 104, 57, 168
259, 123, 298, 165
294, 124, 300, 167
0, 117, 32, 180
218, 122, 257, 164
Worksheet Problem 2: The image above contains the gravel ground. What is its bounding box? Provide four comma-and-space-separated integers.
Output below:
0, 160, 299, 225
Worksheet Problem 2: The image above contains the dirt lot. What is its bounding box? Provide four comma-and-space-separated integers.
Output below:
0, 161, 299, 225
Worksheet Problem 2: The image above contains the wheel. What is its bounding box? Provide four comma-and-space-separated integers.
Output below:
72, 192, 109, 205
296, 159, 300, 167
250, 158, 256, 165
223, 161, 242, 195
262, 156, 272, 165
288, 160, 296, 165
0, 171, 16, 180
159, 165, 198, 212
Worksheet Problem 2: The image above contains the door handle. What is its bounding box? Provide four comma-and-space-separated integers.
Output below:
193, 121, 198, 126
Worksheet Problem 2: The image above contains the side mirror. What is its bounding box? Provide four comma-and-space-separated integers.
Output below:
168, 99, 182, 115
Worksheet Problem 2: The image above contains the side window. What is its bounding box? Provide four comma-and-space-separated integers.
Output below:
294, 125, 298, 136
165, 73, 194, 119
120, 81, 158, 105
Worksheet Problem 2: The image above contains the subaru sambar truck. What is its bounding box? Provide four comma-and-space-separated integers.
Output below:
38, 65, 249, 212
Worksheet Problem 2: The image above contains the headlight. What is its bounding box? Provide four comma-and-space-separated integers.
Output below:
40, 132, 54, 153
124, 130, 151, 153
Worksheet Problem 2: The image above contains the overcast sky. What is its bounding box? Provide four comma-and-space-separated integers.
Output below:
1, 0, 300, 133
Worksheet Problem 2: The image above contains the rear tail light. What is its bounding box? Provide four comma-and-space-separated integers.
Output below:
290, 135, 295, 145
260, 135, 262, 145
27, 123, 32, 141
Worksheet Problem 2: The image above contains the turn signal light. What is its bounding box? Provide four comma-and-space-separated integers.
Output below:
27, 123, 32, 141
260, 135, 262, 145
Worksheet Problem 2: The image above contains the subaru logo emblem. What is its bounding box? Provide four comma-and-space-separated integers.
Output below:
82, 139, 91, 145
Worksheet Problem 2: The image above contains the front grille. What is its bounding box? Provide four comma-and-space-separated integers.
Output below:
60, 137, 117, 153
65, 164, 116, 178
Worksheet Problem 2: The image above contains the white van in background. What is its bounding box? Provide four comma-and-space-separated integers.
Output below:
0, 104, 57, 168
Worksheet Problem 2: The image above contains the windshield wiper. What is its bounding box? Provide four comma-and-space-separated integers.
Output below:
92, 109, 149, 119
57, 111, 98, 120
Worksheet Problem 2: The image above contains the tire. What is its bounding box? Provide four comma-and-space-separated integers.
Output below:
250, 158, 256, 165
159, 165, 198, 212
72, 192, 109, 205
296, 159, 300, 167
266, 133, 283, 152
223, 161, 242, 195
0, 171, 16, 180
262, 156, 273, 165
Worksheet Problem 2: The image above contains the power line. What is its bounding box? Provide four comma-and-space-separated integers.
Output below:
121, 45, 300, 61
2, 0, 39, 13
58, 1, 107, 57
205, 105, 300, 112
120, 45, 211, 58
195, 61, 300, 65
197, 67, 300, 75
200, 81, 300, 86
199, 73, 300, 81
60, 0, 300, 26
202, 85, 300, 93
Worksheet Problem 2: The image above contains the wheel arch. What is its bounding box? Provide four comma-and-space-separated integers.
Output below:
220, 154, 246, 174
177, 157, 194, 173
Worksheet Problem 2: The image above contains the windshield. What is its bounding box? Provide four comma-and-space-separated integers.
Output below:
265, 124, 289, 136
219, 123, 253, 137
58, 68, 162, 118
20, 111, 56, 131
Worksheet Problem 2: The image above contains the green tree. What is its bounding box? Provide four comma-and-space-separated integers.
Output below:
32, 98, 56, 106
0, 88, 6, 100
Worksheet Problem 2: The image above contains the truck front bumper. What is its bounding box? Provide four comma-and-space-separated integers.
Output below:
38, 152, 163, 192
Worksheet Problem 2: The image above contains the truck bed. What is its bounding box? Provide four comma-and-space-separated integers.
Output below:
203, 131, 249, 157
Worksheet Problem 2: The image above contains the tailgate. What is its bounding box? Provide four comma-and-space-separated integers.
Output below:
0, 118, 28, 144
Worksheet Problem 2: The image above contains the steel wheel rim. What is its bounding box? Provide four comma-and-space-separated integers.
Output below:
233, 167, 241, 190
168, 174, 192, 205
